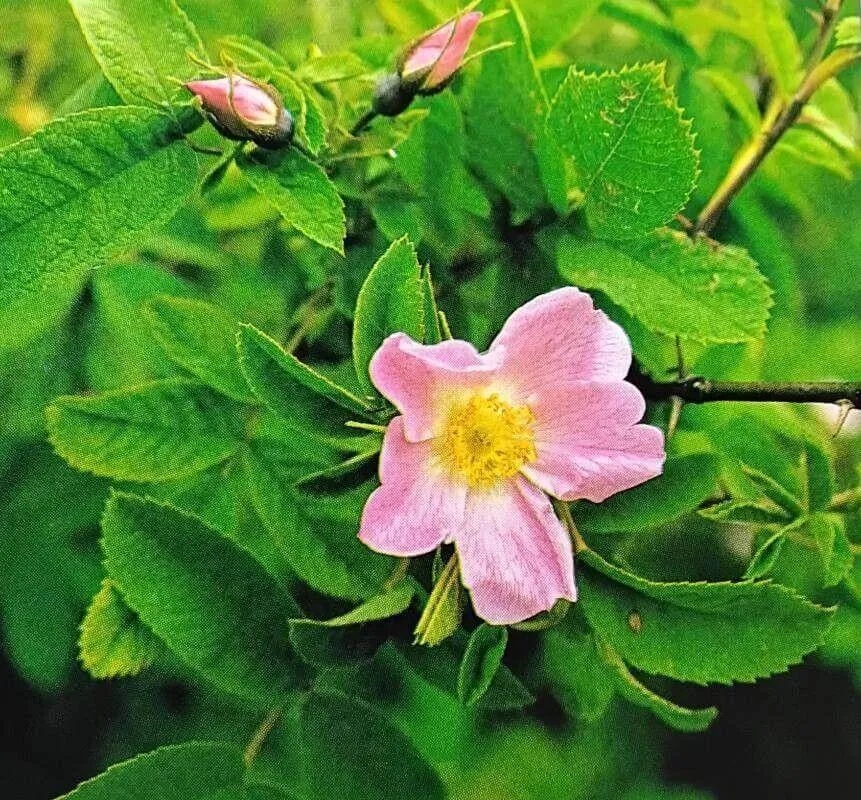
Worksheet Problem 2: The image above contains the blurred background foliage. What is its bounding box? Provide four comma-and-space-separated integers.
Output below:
0, 1, 858, 798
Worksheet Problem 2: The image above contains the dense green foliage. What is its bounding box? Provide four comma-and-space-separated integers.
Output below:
0, 1, 858, 798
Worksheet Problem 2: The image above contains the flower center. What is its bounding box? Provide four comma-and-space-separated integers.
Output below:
437, 393, 537, 488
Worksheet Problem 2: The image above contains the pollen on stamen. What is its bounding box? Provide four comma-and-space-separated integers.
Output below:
437, 393, 537, 488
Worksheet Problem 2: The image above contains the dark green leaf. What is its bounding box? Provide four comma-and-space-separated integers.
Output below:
457, 624, 508, 707
101, 493, 303, 705
299, 690, 445, 800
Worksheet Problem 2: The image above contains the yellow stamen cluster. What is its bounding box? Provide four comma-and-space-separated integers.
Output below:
437, 393, 537, 488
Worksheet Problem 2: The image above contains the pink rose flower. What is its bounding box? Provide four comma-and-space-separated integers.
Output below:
358, 288, 666, 625
400, 11, 483, 93
185, 75, 293, 149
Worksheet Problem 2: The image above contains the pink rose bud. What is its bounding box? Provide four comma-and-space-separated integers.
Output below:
400, 11, 483, 94
185, 75, 294, 150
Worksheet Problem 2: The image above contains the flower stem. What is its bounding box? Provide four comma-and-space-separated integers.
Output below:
350, 108, 379, 136
693, 0, 851, 235
554, 500, 589, 554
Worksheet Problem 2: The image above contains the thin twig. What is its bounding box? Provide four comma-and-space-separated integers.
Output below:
350, 108, 379, 136
694, 0, 851, 235
243, 707, 283, 768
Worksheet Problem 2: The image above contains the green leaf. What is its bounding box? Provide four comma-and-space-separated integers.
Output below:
835, 16, 861, 48
806, 513, 853, 588
578, 547, 834, 684
800, 440, 835, 512
577, 452, 720, 533
414, 554, 465, 647
697, 67, 760, 132
244, 447, 394, 601
237, 323, 372, 441
557, 228, 772, 343
289, 586, 414, 667
698, 499, 790, 526
0, 107, 198, 350
145, 296, 255, 403
101, 493, 303, 705
299, 690, 445, 800
743, 530, 786, 580
47, 379, 240, 482
421, 267, 443, 345
547, 63, 699, 239
78, 579, 162, 679
466, 0, 562, 220
741, 465, 805, 518
352, 236, 426, 396
238, 147, 345, 253
56, 742, 249, 800
457, 624, 508, 707
331, 109, 429, 162
67, 0, 207, 109
597, 636, 718, 732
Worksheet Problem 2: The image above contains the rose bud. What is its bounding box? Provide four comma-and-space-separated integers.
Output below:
185, 75, 294, 150
371, 10, 483, 119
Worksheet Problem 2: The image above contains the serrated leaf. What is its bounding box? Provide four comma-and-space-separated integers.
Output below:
741, 465, 805, 518
79, 579, 161, 679
47, 379, 240, 482
457, 624, 508, 707
56, 742, 249, 800
577, 452, 720, 533
806, 513, 853, 588
101, 493, 303, 705
244, 446, 394, 601
578, 548, 834, 684
596, 636, 717, 732
800, 440, 835, 512
557, 228, 772, 343
300, 690, 445, 800
352, 236, 426, 396
237, 323, 373, 442
289, 586, 414, 667
238, 147, 345, 253
0, 107, 198, 350
67, 0, 207, 109
548, 63, 699, 239
145, 296, 255, 402
835, 16, 861, 48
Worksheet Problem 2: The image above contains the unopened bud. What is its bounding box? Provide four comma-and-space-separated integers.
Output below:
185, 75, 294, 150
371, 73, 416, 117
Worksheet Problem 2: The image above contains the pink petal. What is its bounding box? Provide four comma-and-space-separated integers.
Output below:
186, 78, 234, 115
369, 332, 501, 442
359, 417, 466, 557
403, 20, 457, 77
186, 76, 279, 126
455, 477, 576, 625
426, 12, 483, 88
521, 381, 665, 502
490, 287, 632, 398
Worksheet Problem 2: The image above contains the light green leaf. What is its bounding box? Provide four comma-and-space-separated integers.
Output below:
597, 636, 718, 732
330, 109, 429, 162
835, 16, 861, 48
414, 554, 465, 647
577, 452, 720, 533
289, 586, 414, 667
557, 228, 772, 343
101, 493, 303, 705
352, 236, 426, 396
743, 529, 786, 580
697, 67, 760, 132
578, 548, 834, 684
806, 513, 853, 588
238, 147, 345, 253
67, 0, 207, 109
300, 690, 445, 800
457, 624, 509, 707
47, 379, 240, 482
296, 52, 368, 84
698, 500, 789, 526
0, 107, 198, 350
145, 296, 255, 402
79, 579, 161, 679
237, 323, 373, 441
548, 63, 699, 239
